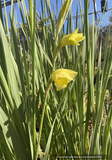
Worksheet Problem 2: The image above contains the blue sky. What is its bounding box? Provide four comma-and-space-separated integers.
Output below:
37, 0, 112, 27
2, 0, 112, 28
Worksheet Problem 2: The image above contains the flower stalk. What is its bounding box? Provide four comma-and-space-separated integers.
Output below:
35, 28, 85, 159
35, 78, 52, 160
35, 42, 61, 159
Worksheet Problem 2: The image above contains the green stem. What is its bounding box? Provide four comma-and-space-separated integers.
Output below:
35, 42, 61, 160
52, 58, 56, 73
35, 79, 51, 160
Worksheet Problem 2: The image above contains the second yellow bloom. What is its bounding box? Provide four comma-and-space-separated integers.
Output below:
51, 68, 77, 91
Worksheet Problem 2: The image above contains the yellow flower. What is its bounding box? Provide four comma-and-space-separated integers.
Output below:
51, 68, 78, 91
61, 28, 85, 47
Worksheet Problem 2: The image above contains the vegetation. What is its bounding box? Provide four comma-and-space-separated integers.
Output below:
0, 0, 112, 160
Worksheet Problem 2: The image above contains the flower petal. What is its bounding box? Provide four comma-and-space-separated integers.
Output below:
55, 71, 73, 80
51, 68, 63, 81
75, 35, 85, 42
69, 28, 78, 40
63, 69, 78, 79
60, 28, 85, 48
61, 34, 71, 47
51, 68, 73, 82
50, 68, 78, 91
55, 77, 69, 91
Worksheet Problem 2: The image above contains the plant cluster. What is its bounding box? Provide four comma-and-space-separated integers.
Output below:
0, 0, 112, 160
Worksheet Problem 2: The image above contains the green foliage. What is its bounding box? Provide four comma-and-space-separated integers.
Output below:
0, 0, 112, 160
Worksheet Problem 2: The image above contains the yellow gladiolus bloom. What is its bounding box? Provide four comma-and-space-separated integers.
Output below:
61, 28, 85, 47
51, 68, 78, 91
